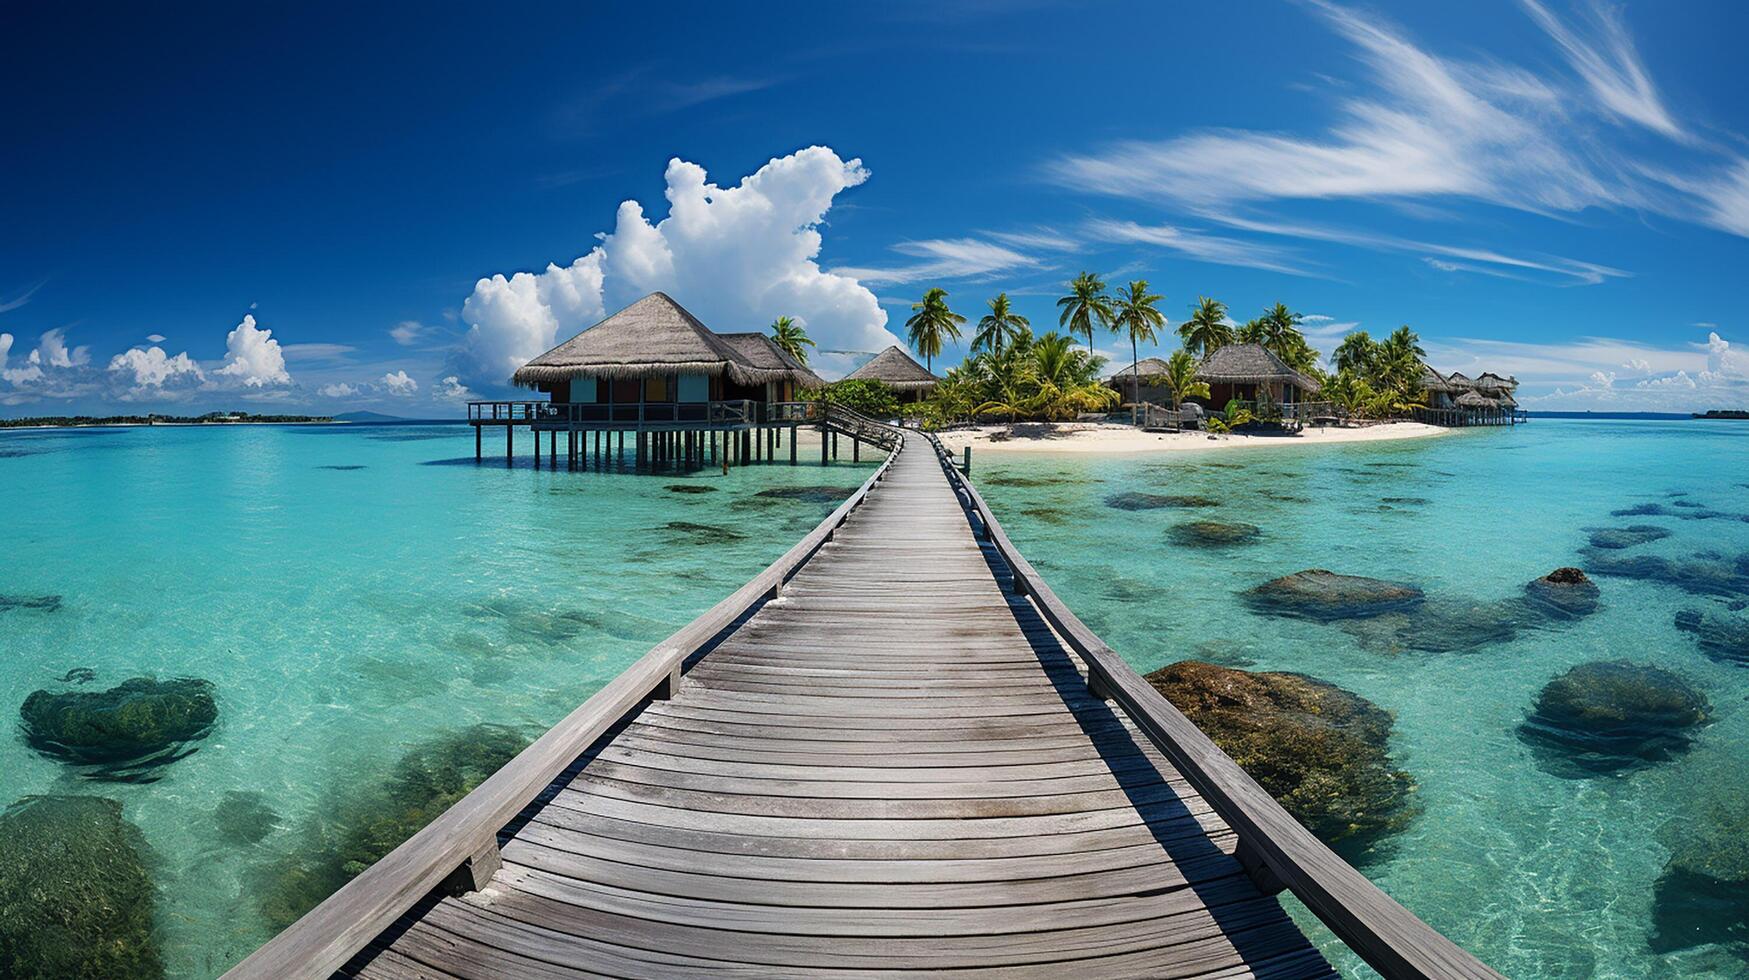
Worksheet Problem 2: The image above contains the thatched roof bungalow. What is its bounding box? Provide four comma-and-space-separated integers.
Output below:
843, 345, 939, 402
1104, 357, 1175, 405
1194, 343, 1321, 410
512, 292, 822, 410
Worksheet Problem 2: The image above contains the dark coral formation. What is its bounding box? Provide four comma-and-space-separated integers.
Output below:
1586, 525, 1671, 550
315, 464, 368, 471
1519, 661, 1708, 777
664, 483, 717, 494
1105, 492, 1220, 511
1582, 549, 1749, 601
660, 521, 746, 544
756, 486, 848, 503
0, 594, 61, 613
1243, 569, 1424, 622
0, 795, 163, 979
1144, 661, 1416, 845
1524, 567, 1602, 619
1167, 520, 1262, 547
1650, 751, 1749, 957
256, 723, 530, 928
1674, 609, 1749, 666
1339, 597, 1528, 653
19, 676, 218, 779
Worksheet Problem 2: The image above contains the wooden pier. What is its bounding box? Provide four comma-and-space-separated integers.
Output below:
228, 413, 1501, 979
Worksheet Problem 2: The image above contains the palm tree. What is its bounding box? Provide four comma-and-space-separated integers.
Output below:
768, 316, 814, 366
1331, 331, 1377, 377
1110, 280, 1167, 409
971, 293, 1031, 357
1178, 297, 1233, 359
905, 287, 965, 372
1056, 272, 1113, 354
1160, 350, 1210, 411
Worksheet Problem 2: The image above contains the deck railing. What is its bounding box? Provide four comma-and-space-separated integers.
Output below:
466, 399, 757, 426
922, 431, 1503, 980
224, 418, 908, 980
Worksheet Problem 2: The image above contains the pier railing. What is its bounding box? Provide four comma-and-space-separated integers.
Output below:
224, 420, 906, 980
923, 431, 1502, 980
467, 399, 757, 426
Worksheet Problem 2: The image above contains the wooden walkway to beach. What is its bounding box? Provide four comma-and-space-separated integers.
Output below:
229, 420, 1501, 979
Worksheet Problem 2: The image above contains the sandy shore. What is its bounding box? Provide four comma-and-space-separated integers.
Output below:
933, 421, 1448, 455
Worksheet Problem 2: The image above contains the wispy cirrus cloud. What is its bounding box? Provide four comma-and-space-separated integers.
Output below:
832, 237, 1043, 286
1045, 0, 1749, 284
1082, 219, 1313, 277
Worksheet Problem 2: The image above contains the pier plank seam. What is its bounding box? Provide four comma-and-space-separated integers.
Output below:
228, 414, 1497, 980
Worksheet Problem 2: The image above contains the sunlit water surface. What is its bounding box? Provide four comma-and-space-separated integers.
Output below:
0, 422, 878, 978
970, 419, 1749, 979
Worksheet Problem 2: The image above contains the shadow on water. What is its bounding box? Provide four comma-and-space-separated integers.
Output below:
970, 536, 1329, 972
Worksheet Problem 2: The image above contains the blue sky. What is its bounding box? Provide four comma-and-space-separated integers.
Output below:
3, 0, 1747, 415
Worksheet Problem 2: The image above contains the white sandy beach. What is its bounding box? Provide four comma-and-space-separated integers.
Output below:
933, 421, 1448, 455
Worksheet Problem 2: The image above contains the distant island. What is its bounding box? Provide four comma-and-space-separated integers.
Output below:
0, 411, 334, 429
1692, 409, 1749, 420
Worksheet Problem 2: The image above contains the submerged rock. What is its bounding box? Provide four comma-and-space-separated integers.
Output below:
57, 667, 96, 685
1379, 497, 1429, 505
1339, 597, 1528, 653
1524, 567, 1602, 619
1168, 520, 1262, 547
1145, 661, 1416, 845
1583, 549, 1749, 601
1674, 609, 1749, 666
315, 464, 368, 471
0, 795, 163, 979
756, 486, 848, 503
1104, 492, 1220, 511
212, 790, 281, 846
1612, 503, 1669, 517
660, 521, 746, 544
1586, 525, 1672, 550
1519, 661, 1709, 776
257, 723, 530, 929
1019, 506, 1073, 526
1244, 569, 1424, 622
664, 483, 717, 494
0, 594, 61, 613
1650, 750, 1749, 957
19, 676, 218, 778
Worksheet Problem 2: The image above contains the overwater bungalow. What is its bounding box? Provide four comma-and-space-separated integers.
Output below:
1416, 364, 1523, 427
469, 291, 875, 468
1193, 342, 1323, 417
842, 345, 939, 402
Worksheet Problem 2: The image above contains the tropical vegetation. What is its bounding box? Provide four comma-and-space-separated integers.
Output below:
802, 378, 900, 419
1056, 272, 1113, 354
767, 316, 814, 366
971, 292, 1030, 357
904, 287, 965, 372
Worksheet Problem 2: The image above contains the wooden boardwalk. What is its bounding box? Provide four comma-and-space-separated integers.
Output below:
231, 419, 1499, 980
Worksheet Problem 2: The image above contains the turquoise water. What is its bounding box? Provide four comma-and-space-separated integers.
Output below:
970, 419, 1749, 979
0, 422, 879, 978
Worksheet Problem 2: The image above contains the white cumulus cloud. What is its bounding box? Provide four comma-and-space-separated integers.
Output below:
452, 146, 894, 389
433, 375, 474, 403
317, 382, 360, 398
390, 320, 424, 346
38, 328, 89, 369
215, 314, 291, 387
380, 370, 418, 396
107, 346, 205, 396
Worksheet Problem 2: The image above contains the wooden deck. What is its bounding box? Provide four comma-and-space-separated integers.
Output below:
229, 416, 1501, 979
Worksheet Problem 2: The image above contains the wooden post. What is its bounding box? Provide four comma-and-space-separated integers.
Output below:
534, 430, 541, 468
821, 425, 828, 465
474, 425, 482, 461
505, 425, 513, 465
832, 429, 839, 460
549, 430, 556, 464
790, 427, 797, 465
963, 446, 972, 475
852, 436, 859, 463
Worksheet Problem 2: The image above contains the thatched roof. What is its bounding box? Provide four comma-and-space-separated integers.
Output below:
1443, 371, 1477, 389
512, 292, 796, 388
718, 332, 826, 389
844, 345, 939, 391
1474, 372, 1517, 391
1419, 362, 1456, 392
1455, 390, 1498, 408
1196, 343, 1321, 394
1106, 357, 1174, 383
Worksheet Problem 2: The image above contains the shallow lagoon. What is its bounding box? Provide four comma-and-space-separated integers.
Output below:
972, 419, 1749, 979
0, 421, 878, 977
